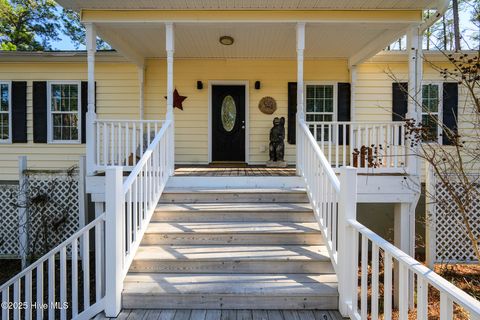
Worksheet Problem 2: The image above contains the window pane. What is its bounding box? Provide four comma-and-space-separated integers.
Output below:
324, 85, 333, 98
0, 113, 8, 140
324, 99, 333, 112
306, 114, 315, 122
306, 99, 315, 112
307, 86, 315, 99
422, 114, 438, 142
53, 127, 62, 140
316, 86, 324, 99
52, 113, 78, 141
1, 84, 8, 112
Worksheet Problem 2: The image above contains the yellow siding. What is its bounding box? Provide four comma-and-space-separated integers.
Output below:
0, 55, 475, 180
0, 61, 139, 180
143, 59, 349, 164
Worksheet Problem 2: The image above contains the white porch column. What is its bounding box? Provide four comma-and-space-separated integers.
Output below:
165, 22, 175, 175
296, 22, 306, 175
85, 23, 97, 175
406, 26, 423, 176
138, 66, 145, 120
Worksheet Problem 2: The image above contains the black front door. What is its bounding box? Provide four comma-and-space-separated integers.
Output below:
212, 85, 246, 162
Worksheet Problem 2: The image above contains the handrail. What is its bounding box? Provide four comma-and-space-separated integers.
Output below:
0, 214, 106, 320
104, 118, 174, 316
123, 120, 171, 191
0, 215, 105, 291
93, 119, 165, 171
305, 120, 406, 171
348, 219, 480, 318
299, 121, 340, 191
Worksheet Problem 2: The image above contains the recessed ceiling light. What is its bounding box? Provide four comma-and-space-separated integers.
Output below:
219, 36, 234, 46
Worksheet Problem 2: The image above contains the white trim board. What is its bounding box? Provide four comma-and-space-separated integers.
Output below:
208, 80, 250, 164
0, 81, 12, 144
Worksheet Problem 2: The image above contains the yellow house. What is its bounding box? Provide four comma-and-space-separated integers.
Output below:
2, 1, 480, 320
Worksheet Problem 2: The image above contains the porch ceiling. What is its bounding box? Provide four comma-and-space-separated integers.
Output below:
58, 0, 439, 11
95, 22, 408, 63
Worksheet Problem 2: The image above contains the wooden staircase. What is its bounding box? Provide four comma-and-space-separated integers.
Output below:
122, 188, 338, 310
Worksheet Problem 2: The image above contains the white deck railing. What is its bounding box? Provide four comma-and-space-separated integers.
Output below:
0, 215, 106, 320
94, 120, 165, 171
104, 119, 174, 316
297, 120, 341, 270
346, 219, 480, 320
0, 119, 174, 319
306, 121, 406, 172
298, 119, 480, 319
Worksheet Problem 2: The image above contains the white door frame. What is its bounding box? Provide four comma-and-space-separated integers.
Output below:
208, 80, 250, 164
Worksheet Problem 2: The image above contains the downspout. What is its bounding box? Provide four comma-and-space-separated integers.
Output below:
420, 0, 450, 34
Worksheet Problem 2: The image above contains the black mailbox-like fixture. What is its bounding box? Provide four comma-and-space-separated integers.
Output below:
255, 81, 261, 90
197, 81, 203, 90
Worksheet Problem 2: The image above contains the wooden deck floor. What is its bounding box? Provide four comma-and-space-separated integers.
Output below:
95, 309, 344, 320
174, 166, 297, 177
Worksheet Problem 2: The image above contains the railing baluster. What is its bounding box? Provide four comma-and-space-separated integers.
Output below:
72, 238, 78, 317
417, 277, 428, 320
440, 292, 453, 320
36, 263, 43, 320
371, 243, 379, 320
361, 235, 368, 319
103, 123, 107, 168
2, 288, 9, 320
48, 256, 55, 320
25, 271, 32, 320
133, 122, 137, 166
60, 247, 67, 320
384, 252, 393, 320
13, 279, 20, 320
83, 231, 90, 309
95, 223, 103, 303
96, 122, 100, 167
399, 264, 409, 320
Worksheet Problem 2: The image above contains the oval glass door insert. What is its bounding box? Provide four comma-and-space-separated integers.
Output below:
221, 95, 237, 132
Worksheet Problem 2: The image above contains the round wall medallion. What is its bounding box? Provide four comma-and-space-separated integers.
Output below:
258, 96, 277, 115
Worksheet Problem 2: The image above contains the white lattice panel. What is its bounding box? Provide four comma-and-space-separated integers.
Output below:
433, 178, 480, 263
0, 185, 20, 256
25, 170, 80, 257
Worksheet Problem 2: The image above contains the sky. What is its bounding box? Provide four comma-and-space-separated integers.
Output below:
50, 5, 479, 51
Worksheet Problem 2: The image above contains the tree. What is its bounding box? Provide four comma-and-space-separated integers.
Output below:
61, 8, 110, 50
399, 52, 480, 265
453, 0, 462, 50
0, 0, 60, 51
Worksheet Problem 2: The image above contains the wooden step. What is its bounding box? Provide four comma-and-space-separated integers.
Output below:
159, 188, 309, 203
129, 245, 333, 274
122, 273, 338, 310
141, 222, 323, 245
152, 203, 315, 222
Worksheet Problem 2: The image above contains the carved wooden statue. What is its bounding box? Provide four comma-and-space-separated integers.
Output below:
267, 117, 287, 167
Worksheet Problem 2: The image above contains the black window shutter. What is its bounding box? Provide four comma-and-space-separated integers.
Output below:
392, 82, 408, 121
11, 81, 27, 143
287, 82, 297, 145
442, 82, 458, 145
33, 81, 48, 143
81, 81, 96, 144
337, 83, 351, 144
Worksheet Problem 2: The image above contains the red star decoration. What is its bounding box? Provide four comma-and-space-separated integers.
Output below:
164, 89, 187, 111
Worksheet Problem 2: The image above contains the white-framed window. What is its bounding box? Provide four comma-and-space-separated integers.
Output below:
422, 83, 442, 143
0, 81, 11, 144
305, 83, 337, 141
48, 81, 81, 143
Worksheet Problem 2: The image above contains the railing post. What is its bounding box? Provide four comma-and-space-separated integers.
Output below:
105, 167, 123, 317
85, 22, 97, 176
338, 166, 358, 317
